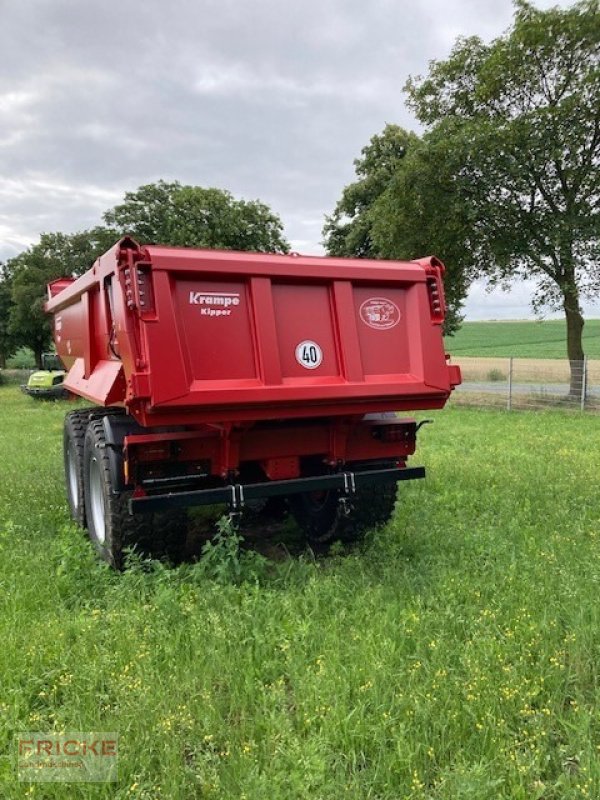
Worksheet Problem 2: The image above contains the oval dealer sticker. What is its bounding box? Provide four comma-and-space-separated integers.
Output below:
359, 297, 401, 330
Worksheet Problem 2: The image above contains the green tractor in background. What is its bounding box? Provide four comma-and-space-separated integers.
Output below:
21, 353, 68, 399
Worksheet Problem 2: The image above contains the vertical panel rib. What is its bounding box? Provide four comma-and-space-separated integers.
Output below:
332, 281, 364, 382
250, 277, 282, 385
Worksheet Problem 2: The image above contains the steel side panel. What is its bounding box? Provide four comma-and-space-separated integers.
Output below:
64, 358, 125, 405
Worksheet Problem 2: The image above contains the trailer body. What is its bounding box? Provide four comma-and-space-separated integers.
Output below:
46, 238, 460, 565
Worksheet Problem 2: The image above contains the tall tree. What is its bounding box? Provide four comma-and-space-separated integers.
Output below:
0, 265, 15, 368
323, 124, 469, 333
323, 125, 419, 258
103, 181, 290, 253
8, 227, 116, 367
405, 0, 600, 391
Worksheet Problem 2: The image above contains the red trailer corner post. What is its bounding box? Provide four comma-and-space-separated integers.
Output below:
46, 238, 461, 568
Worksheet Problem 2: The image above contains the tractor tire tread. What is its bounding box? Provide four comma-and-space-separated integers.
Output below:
83, 419, 187, 569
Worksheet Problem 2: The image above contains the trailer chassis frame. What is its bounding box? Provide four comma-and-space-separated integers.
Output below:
128, 465, 426, 515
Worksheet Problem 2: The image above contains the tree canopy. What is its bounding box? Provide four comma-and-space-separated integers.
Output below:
323, 125, 419, 259
7, 228, 117, 367
323, 124, 470, 333
325, 0, 599, 359
104, 181, 289, 253
4, 183, 289, 366
405, 0, 600, 383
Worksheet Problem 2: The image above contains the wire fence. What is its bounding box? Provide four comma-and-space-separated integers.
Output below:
451, 357, 600, 413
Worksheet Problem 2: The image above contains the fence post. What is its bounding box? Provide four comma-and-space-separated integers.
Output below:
507, 357, 513, 412
581, 356, 587, 412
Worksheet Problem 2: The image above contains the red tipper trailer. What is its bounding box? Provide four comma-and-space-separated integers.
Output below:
46, 237, 460, 567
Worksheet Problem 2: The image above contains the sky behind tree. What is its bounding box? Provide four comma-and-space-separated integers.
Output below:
1, 0, 593, 319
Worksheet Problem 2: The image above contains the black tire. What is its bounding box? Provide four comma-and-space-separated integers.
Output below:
63, 406, 122, 528
83, 419, 188, 569
289, 467, 398, 547
63, 410, 89, 527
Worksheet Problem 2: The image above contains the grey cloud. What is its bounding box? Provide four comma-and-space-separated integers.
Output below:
465, 279, 600, 321
2, 0, 591, 318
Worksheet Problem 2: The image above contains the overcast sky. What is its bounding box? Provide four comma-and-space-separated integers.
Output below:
1, 0, 594, 319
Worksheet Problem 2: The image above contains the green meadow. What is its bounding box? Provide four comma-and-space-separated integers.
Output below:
1, 385, 599, 799
446, 319, 600, 360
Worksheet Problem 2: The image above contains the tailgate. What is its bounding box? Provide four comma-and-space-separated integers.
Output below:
137, 248, 458, 418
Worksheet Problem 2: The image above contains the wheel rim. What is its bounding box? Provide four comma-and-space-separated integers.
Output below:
89, 456, 106, 544
67, 441, 79, 510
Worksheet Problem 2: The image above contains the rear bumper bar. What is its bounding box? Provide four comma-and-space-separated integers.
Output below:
129, 465, 426, 514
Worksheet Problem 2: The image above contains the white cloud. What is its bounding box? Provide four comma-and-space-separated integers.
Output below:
192, 65, 386, 103
0, 90, 38, 115
0, 222, 35, 253
0, 175, 121, 205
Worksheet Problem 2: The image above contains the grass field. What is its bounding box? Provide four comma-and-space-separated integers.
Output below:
1, 386, 600, 798
446, 319, 600, 359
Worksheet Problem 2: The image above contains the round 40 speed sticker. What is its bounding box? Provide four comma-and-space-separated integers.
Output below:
295, 340, 323, 369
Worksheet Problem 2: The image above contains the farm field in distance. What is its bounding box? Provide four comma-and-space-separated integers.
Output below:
446, 318, 600, 359
1, 385, 600, 798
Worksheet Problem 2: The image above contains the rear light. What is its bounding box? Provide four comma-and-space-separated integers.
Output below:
412, 256, 447, 325
381, 427, 406, 443
426, 275, 445, 324
122, 261, 155, 317
140, 443, 172, 461
372, 424, 415, 443
134, 265, 155, 316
